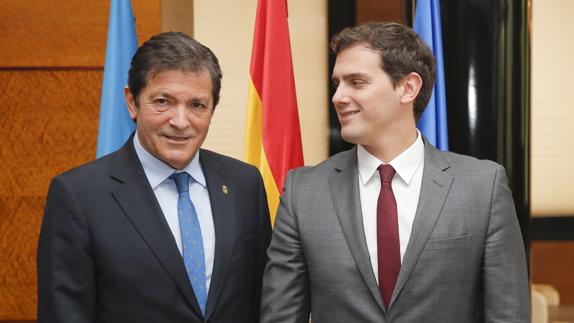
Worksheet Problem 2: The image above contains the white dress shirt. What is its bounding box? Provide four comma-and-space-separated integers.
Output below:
357, 131, 424, 283
133, 134, 216, 292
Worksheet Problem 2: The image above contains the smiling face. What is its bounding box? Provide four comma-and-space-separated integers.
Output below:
331, 43, 406, 147
125, 69, 214, 170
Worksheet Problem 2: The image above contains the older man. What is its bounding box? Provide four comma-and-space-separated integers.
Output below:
38, 32, 271, 323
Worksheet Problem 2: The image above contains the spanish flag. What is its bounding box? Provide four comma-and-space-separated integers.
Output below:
244, 0, 304, 224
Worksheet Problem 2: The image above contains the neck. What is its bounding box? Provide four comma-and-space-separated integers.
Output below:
362, 124, 418, 163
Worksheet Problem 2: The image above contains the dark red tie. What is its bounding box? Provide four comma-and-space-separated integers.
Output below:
377, 164, 400, 307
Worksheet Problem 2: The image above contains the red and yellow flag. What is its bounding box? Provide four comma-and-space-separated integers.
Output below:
245, 0, 304, 224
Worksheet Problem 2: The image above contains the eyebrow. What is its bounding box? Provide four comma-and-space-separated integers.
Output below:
149, 92, 210, 103
149, 91, 175, 100
189, 97, 211, 105
332, 72, 370, 83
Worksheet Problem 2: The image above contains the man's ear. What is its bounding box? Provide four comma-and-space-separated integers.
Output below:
399, 72, 423, 105
124, 86, 138, 121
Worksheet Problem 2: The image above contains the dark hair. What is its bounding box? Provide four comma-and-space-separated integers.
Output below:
128, 31, 223, 108
330, 22, 435, 119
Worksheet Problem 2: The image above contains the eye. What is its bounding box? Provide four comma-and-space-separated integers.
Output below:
351, 79, 365, 87
153, 98, 169, 105
191, 102, 204, 109
189, 101, 212, 116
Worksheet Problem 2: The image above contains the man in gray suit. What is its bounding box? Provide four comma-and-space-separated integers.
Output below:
260, 22, 530, 322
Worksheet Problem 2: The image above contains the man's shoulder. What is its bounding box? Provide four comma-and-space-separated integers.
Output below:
54, 147, 126, 185
430, 148, 504, 175
199, 149, 259, 175
289, 148, 355, 179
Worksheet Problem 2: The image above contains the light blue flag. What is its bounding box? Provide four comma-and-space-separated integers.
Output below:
96, 0, 138, 158
414, 0, 449, 151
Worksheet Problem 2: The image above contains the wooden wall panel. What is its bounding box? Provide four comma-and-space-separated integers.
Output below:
132, 0, 163, 44
0, 70, 103, 196
0, 0, 160, 319
531, 241, 574, 305
0, 70, 102, 319
356, 0, 404, 24
0, 197, 45, 319
0, 0, 160, 67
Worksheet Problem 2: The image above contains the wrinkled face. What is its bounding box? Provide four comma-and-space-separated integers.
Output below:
125, 69, 214, 170
331, 43, 404, 147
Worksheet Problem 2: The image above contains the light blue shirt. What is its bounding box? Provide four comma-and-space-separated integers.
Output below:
133, 134, 216, 292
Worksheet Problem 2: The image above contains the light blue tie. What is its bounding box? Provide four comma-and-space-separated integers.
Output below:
170, 172, 207, 315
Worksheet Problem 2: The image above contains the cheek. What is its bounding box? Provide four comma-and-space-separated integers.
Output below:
141, 114, 170, 130
352, 91, 375, 107
191, 116, 212, 132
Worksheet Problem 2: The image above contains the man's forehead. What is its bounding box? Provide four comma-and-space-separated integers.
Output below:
142, 69, 213, 98
337, 42, 379, 57
334, 45, 380, 68
148, 67, 208, 80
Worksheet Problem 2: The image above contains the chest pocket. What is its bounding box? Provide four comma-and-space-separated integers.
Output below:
423, 234, 472, 251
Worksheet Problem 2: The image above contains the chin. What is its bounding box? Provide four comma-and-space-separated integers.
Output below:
160, 152, 194, 170
167, 159, 192, 170
340, 131, 360, 145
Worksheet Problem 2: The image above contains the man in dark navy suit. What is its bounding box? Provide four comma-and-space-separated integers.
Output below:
38, 32, 271, 323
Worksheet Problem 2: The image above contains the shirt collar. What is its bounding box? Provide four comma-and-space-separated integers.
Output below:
357, 130, 424, 185
133, 132, 207, 189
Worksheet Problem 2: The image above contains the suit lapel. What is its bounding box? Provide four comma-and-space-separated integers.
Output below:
391, 142, 453, 305
109, 140, 203, 317
328, 148, 386, 312
200, 150, 236, 321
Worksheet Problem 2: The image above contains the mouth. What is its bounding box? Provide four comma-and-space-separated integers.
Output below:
164, 135, 192, 142
339, 109, 360, 121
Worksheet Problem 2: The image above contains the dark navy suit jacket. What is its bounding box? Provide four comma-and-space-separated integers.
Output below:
38, 138, 271, 323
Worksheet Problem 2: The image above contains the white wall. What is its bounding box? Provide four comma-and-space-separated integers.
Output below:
531, 0, 574, 216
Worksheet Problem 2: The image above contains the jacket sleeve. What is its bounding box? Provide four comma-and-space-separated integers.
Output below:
252, 166, 272, 323
260, 170, 311, 323
37, 176, 96, 323
483, 165, 530, 323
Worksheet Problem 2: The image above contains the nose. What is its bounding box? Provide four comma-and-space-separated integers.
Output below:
332, 83, 350, 107
169, 104, 189, 129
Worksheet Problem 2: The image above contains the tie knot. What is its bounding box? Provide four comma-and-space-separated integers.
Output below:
379, 164, 396, 183
170, 172, 191, 193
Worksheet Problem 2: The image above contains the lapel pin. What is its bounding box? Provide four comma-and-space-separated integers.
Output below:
222, 185, 229, 195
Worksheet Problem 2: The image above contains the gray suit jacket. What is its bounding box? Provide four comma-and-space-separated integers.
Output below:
261, 142, 530, 323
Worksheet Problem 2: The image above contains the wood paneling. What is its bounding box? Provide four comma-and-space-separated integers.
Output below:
356, 0, 404, 24
0, 70, 103, 196
0, 0, 160, 319
0, 197, 45, 320
0, 0, 160, 67
532, 241, 574, 305
0, 70, 102, 319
